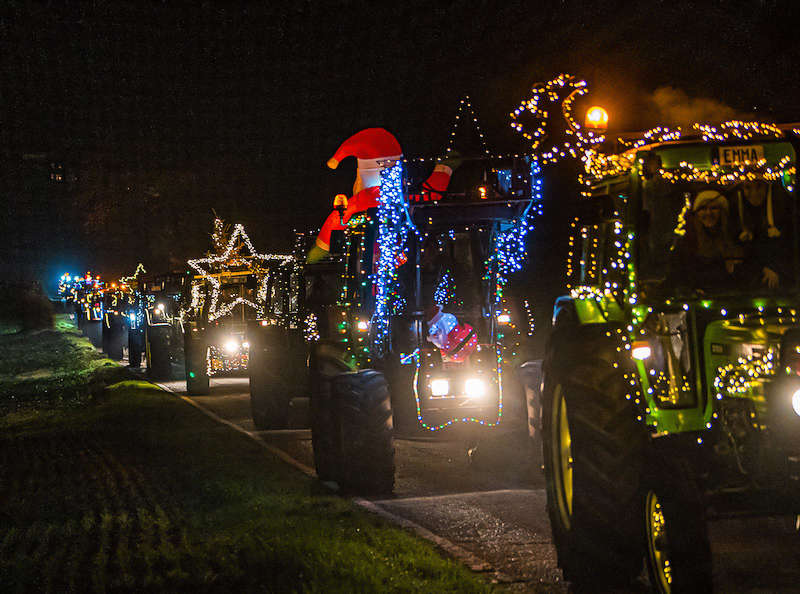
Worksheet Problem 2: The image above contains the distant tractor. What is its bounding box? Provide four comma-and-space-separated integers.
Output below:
246, 249, 305, 429
183, 218, 294, 396
101, 283, 129, 360
138, 272, 186, 379
65, 273, 104, 348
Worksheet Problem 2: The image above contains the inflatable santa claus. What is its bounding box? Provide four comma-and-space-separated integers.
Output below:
308, 127, 459, 263
426, 304, 479, 363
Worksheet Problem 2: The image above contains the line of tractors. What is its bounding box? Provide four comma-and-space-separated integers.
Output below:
59, 75, 800, 593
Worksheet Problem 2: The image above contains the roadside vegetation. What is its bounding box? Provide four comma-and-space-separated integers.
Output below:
0, 317, 492, 592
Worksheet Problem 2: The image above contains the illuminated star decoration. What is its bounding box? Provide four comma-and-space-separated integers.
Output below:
188, 220, 293, 322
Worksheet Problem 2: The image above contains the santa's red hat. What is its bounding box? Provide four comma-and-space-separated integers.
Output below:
327, 128, 403, 172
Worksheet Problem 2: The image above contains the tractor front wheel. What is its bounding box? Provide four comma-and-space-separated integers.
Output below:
542, 328, 647, 588
309, 354, 349, 482
643, 457, 712, 593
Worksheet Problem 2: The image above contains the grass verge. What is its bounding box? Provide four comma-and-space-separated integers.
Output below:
0, 320, 493, 592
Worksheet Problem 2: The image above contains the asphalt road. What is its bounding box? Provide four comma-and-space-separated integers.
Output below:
157, 375, 800, 593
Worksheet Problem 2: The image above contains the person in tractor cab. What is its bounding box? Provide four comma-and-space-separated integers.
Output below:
667, 189, 742, 292
731, 179, 789, 288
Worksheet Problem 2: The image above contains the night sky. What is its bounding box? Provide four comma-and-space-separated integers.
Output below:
3, 0, 800, 289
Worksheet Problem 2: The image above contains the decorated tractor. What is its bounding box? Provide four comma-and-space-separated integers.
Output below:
59, 272, 105, 347
262, 127, 539, 494
182, 218, 294, 395
132, 271, 186, 377
528, 75, 800, 592
246, 235, 305, 429
100, 264, 145, 361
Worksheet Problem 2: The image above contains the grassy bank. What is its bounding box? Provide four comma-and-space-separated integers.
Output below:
0, 320, 492, 592
0, 316, 127, 416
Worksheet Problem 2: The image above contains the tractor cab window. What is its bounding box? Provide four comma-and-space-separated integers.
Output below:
640, 180, 795, 296
420, 228, 488, 332
219, 277, 254, 320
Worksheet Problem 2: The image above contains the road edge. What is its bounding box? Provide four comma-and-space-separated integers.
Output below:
151, 381, 510, 583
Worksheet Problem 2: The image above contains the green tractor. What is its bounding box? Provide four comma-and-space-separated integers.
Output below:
540, 120, 800, 591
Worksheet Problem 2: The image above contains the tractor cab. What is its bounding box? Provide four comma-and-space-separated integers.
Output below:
305, 156, 539, 435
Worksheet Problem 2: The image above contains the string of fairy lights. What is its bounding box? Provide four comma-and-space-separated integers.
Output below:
59, 73, 800, 446
187, 219, 294, 322
444, 95, 491, 158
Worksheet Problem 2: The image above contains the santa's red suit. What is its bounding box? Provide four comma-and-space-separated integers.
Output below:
309, 128, 456, 261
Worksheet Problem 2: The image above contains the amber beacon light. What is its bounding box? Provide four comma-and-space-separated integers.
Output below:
584, 106, 609, 132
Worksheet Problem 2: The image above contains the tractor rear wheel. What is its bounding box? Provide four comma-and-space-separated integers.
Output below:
249, 343, 291, 430
128, 328, 143, 368
332, 370, 395, 495
309, 353, 349, 482
542, 327, 647, 588
84, 319, 102, 348
146, 325, 172, 380
184, 336, 209, 395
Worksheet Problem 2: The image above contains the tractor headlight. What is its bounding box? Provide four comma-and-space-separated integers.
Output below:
465, 378, 486, 398
224, 339, 239, 354
792, 388, 800, 417
431, 378, 450, 396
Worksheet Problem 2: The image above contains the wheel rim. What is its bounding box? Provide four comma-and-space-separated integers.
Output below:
551, 385, 573, 529
646, 489, 672, 593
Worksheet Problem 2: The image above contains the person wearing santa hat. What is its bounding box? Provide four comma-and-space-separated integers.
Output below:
308, 128, 460, 263
425, 304, 479, 363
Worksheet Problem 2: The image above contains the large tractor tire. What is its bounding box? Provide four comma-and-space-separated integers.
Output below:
184, 334, 209, 395
519, 360, 544, 468
84, 319, 102, 348
128, 328, 144, 368
146, 325, 172, 380
103, 316, 126, 361
309, 352, 349, 482
383, 355, 418, 435
542, 325, 647, 588
249, 339, 292, 430
644, 455, 712, 594
332, 370, 395, 495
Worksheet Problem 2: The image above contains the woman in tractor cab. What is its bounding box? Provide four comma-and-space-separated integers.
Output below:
667, 189, 743, 292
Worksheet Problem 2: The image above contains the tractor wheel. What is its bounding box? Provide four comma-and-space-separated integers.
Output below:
249, 345, 291, 430
128, 329, 143, 368
105, 320, 125, 361
309, 353, 349, 482
542, 327, 647, 588
332, 370, 395, 495
644, 457, 712, 594
84, 319, 102, 348
519, 360, 544, 469
184, 336, 209, 395
146, 325, 172, 380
